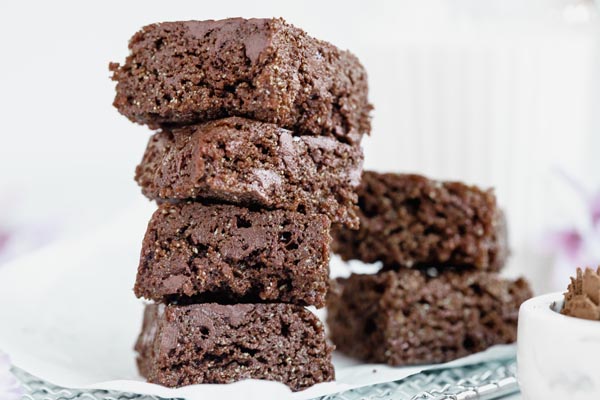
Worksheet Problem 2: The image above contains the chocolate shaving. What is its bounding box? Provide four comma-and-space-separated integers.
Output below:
561, 267, 600, 321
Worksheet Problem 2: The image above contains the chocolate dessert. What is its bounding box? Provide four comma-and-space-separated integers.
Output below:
112, 16, 370, 390
332, 172, 508, 270
327, 268, 532, 365
135, 202, 331, 308
136, 303, 335, 390
110, 18, 371, 144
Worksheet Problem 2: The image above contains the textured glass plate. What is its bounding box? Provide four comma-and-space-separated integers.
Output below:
15, 358, 519, 400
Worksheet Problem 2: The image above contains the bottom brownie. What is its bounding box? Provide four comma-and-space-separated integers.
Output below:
136, 303, 334, 391
327, 268, 532, 365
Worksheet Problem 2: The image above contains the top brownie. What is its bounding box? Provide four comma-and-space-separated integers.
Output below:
332, 172, 508, 270
110, 18, 371, 144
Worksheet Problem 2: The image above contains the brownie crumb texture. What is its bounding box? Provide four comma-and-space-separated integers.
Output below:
136, 303, 335, 391
326, 268, 532, 365
111, 18, 371, 144
332, 172, 508, 270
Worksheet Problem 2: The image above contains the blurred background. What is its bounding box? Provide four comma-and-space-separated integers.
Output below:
0, 0, 599, 293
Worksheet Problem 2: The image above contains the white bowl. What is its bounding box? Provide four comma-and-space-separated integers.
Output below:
518, 292, 600, 400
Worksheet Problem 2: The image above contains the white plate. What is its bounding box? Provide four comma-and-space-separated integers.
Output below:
0, 200, 517, 400
518, 293, 600, 400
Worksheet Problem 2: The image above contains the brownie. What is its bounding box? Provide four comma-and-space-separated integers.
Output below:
135, 202, 331, 307
326, 268, 532, 365
135, 117, 363, 227
110, 18, 371, 144
332, 172, 508, 270
136, 303, 335, 390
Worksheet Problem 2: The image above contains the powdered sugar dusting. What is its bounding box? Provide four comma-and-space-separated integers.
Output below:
250, 168, 283, 197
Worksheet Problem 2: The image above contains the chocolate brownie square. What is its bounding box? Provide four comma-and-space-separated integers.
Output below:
136, 303, 334, 390
110, 18, 371, 144
327, 268, 532, 365
135, 202, 331, 308
135, 117, 363, 227
332, 172, 508, 270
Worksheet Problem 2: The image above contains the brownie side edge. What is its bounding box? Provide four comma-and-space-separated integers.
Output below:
135, 303, 335, 390
332, 171, 508, 270
326, 269, 532, 365
110, 18, 371, 144
134, 117, 362, 227
134, 201, 331, 308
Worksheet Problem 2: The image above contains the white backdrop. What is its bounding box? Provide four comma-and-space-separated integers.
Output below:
1, 0, 599, 291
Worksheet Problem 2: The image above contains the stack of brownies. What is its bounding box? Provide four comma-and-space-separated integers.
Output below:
327, 172, 533, 365
110, 18, 371, 390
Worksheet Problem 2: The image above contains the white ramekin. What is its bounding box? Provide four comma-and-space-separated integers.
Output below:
517, 292, 600, 399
